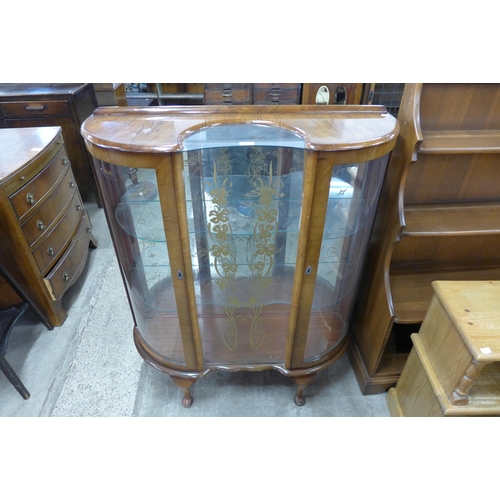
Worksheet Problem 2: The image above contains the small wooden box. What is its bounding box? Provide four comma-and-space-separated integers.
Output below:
387, 281, 500, 417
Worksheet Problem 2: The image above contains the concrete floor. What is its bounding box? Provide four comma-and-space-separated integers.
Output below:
0, 198, 391, 417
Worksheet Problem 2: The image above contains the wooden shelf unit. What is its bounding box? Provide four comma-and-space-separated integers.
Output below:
349, 83, 500, 394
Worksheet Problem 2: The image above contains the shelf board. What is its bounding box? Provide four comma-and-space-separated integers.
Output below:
403, 203, 500, 236
390, 264, 500, 323
419, 130, 500, 154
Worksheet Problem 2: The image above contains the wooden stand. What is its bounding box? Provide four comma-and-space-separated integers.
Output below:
387, 281, 500, 417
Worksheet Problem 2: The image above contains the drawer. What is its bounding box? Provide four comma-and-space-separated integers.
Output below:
32, 191, 83, 275
253, 86, 301, 104
204, 85, 251, 105
253, 83, 301, 89
0, 100, 70, 118
44, 212, 92, 300
21, 165, 77, 248
10, 145, 71, 220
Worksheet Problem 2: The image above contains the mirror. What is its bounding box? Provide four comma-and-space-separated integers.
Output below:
315, 85, 330, 105
333, 85, 347, 104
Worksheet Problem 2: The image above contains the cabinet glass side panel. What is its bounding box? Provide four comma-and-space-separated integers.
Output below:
99, 163, 186, 367
182, 145, 305, 364
304, 156, 389, 361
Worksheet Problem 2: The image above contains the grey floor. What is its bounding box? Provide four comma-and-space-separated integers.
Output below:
0, 198, 391, 417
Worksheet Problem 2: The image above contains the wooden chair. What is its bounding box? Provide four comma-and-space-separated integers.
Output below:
0, 264, 52, 400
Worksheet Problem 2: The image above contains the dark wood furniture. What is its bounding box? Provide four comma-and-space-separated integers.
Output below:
82, 105, 398, 407
0, 84, 101, 207
0, 302, 30, 399
301, 84, 363, 105
0, 127, 98, 328
204, 84, 302, 105
349, 83, 500, 394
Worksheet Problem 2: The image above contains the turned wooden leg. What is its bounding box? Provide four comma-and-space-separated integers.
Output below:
291, 373, 317, 406
170, 375, 196, 408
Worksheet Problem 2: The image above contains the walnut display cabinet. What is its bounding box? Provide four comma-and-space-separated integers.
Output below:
81, 105, 398, 407
349, 83, 500, 395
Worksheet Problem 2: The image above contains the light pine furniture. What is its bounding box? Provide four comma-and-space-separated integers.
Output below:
349, 83, 500, 394
0, 127, 98, 328
387, 281, 500, 417
0, 83, 101, 207
82, 105, 399, 407
93, 83, 127, 106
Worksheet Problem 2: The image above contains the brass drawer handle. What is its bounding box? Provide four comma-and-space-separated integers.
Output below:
37, 220, 46, 231
75, 204, 82, 211
69, 180, 75, 188
26, 193, 36, 205
62, 158, 69, 166
47, 246, 54, 256
25, 104, 46, 111
62, 272, 69, 281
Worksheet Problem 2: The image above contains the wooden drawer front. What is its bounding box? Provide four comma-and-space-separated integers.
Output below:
21, 165, 77, 247
204, 84, 251, 104
0, 100, 70, 118
32, 191, 82, 275
44, 213, 91, 300
253, 86, 301, 104
10, 145, 70, 220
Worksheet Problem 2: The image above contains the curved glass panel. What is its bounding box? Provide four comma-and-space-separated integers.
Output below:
96, 163, 186, 366
304, 156, 389, 361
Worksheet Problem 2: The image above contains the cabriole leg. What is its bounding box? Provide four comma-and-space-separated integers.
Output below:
291, 373, 317, 406
170, 375, 196, 408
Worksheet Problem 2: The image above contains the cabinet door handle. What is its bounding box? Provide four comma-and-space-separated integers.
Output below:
37, 220, 46, 231
25, 104, 46, 111
47, 246, 55, 256
26, 193, 36, 205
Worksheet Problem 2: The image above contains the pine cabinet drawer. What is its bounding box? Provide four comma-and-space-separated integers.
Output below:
0, 100, 70, 118
32, 191, 83, 274
9, 145, 71, 220
21, 165, 77, 247
44, 213, 92, 300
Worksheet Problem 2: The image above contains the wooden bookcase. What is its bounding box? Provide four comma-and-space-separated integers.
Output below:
349, 83, 500, 394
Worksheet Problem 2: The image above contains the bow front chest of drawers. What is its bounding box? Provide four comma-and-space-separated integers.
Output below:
0, 127, 98, 327
0, 84, 101, 207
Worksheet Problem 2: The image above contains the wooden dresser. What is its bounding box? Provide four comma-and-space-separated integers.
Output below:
349, 83, 500, 394
0, 127, 98, 327
0, 84, 101, 207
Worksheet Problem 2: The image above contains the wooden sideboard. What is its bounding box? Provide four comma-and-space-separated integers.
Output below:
0, 127, 98, 327
0, 83, 102, 207
349, 83, 500, 394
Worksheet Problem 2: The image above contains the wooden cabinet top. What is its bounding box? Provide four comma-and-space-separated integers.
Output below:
81, 105, 399, 154
0, 84, 88, 98
432, 281, 500, 361
0, 127, 60, 181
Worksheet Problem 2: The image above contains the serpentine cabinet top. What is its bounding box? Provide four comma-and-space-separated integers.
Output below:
81, 105, 399, 154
